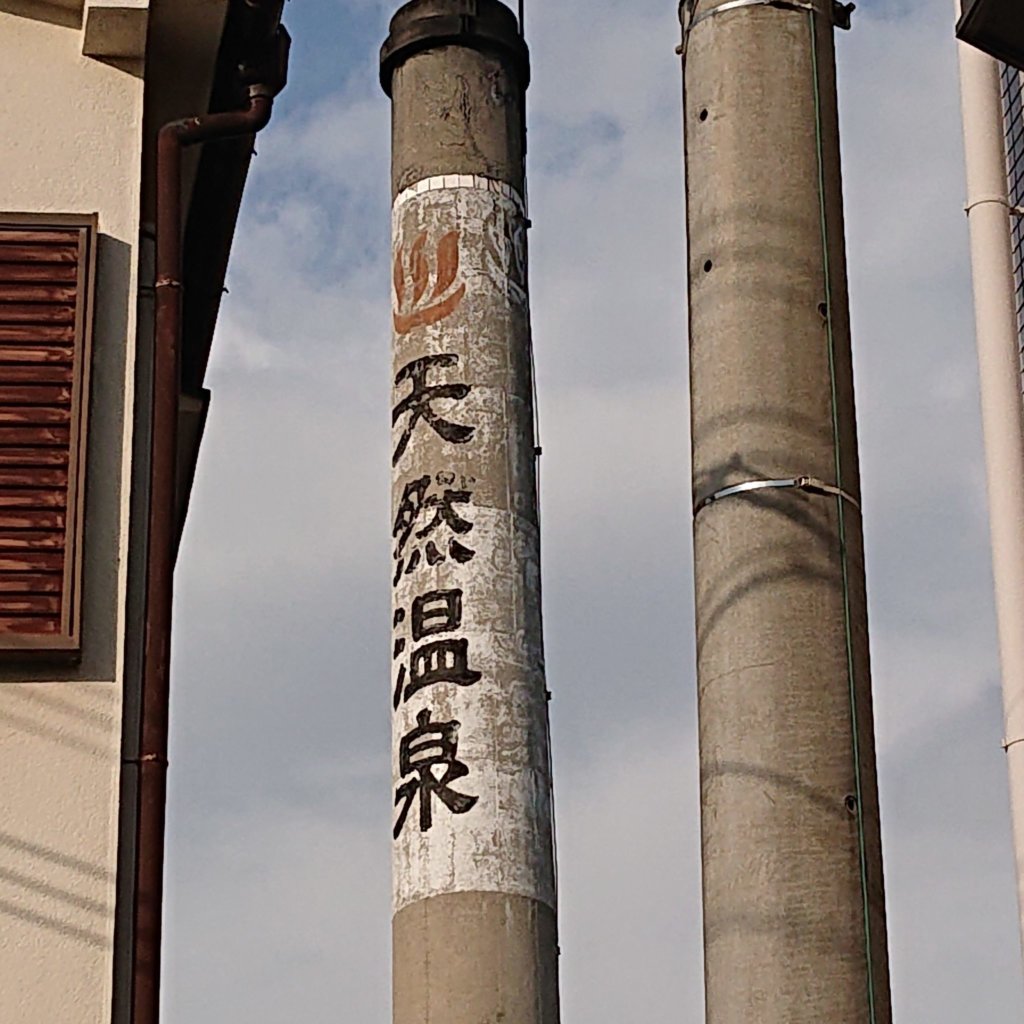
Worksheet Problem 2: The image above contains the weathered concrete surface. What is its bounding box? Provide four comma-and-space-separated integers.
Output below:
390, 45, 526, 198
682, 1, 892, 1020
384, 4, 559, 1022
386, 0, 526, 197
393, 892, 559, 1023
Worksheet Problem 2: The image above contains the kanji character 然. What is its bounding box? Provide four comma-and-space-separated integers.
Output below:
392, 475, 476, 584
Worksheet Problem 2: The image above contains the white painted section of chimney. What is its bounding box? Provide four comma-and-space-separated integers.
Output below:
389, 178, 555, 915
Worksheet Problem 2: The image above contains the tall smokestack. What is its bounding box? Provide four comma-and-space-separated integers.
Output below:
380, 3, 560, 1023
679, 1, 892, 1020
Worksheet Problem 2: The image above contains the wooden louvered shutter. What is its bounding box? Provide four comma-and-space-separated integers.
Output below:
0, 218, 95, 653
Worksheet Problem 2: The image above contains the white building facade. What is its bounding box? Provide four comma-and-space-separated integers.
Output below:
0, 3, 286, 1021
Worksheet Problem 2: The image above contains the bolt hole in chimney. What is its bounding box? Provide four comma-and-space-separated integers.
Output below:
844, 794, 858, 814
703, 259, 713, 273
699, 108, 709, 121
818, 301, 828, 319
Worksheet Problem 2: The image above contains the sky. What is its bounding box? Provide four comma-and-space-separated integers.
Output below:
161, 0, 1024, 1020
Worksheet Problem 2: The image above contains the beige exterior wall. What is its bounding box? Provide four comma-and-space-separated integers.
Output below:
0, 6, 145, 1021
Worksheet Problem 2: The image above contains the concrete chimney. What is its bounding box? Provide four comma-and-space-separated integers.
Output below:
679, 1, 892, 1019
381, 3, 560, 1022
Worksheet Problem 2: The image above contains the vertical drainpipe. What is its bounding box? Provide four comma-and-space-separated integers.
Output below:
380, 2, 561, 1022
955, 0, 1024, 969
679, 1, 892, 1020
132, 82, 277, 1024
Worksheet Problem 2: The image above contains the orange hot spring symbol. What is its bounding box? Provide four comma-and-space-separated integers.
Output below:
393, 229, 467, 335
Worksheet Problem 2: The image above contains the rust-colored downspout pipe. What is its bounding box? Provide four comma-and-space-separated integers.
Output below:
132, 84, 275, 1024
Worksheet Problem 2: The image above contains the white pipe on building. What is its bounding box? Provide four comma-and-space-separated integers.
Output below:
956, 0, 1024, 964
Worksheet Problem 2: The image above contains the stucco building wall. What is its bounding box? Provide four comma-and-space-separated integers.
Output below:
0, 8, 144, 1021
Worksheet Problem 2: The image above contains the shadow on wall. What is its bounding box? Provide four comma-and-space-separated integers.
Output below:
0, 0, 82, 30
0, 683, 119, 952
0, 2, 145, 76
0, 830, 113, 950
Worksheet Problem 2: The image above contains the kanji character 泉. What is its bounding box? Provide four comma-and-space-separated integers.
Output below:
393, 708, 478, 838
